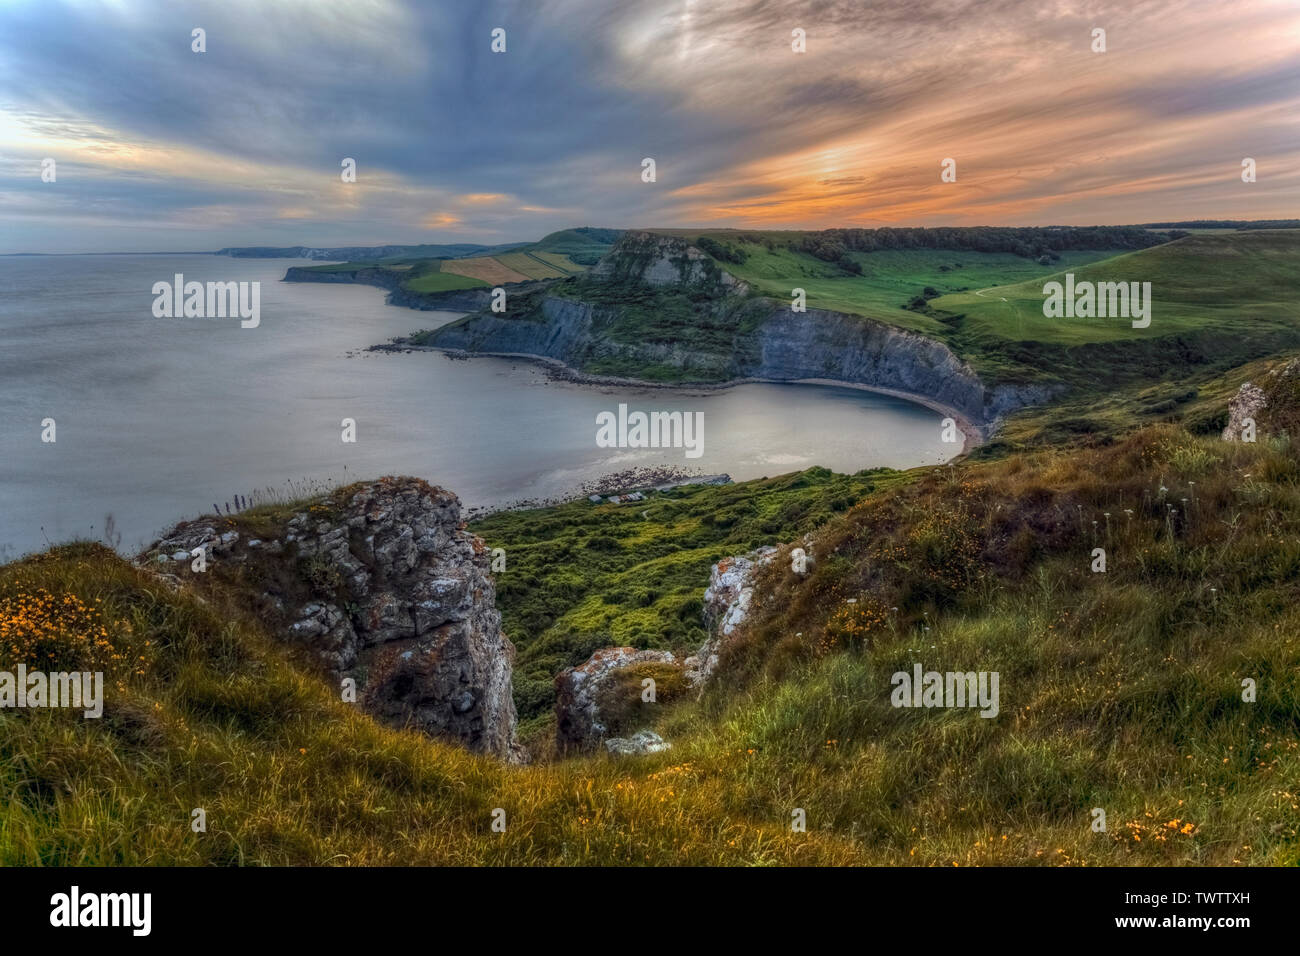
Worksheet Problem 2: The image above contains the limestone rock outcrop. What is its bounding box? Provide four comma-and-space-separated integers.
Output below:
142, 477, 525, 763
605, 730, 672, 756
1222, 358, 1300, 442
553, 646, 678, 752
1222, 382, 1268, 441
590, 231, 746, 290
685, 545, 778, 686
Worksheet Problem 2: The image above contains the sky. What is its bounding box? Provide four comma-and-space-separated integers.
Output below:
1, 0, 1297, 253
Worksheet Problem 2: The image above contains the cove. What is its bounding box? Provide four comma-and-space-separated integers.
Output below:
0, 254, 956, 559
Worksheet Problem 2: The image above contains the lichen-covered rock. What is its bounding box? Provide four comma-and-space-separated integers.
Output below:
1222, 382, 1268, 441
1223, 358, 1300, 442
142, 477, 525, 763
605, 729, 672, 756
685, 545, 778, 686
554, 646, 678, 752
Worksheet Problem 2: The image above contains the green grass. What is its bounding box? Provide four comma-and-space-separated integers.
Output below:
471, 466, 908, 731
401, 262, 490, 293
707, 243, 1124, 335
933, 231, 1300, 346
5, 418, 1300, 865
524, 227, 621, 266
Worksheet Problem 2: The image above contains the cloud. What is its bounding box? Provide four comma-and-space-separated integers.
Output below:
0, 0, 1296, 251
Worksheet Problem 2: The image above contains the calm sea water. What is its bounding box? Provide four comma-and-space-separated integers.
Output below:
0, 254, 952, 558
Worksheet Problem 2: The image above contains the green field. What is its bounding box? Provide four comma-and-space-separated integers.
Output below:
400, 262, 489, 293
933, 230, 1300, 345
716, 243, 1126, 335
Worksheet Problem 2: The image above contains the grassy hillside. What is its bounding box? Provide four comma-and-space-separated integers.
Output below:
526, 227, 622, 265
5, 413, 1299, 865
401, 261, 490, 293
648, 230, 1300, 414
470, 467, 912, 735
674, 236, 1126, 336
934, 231, 1300, 346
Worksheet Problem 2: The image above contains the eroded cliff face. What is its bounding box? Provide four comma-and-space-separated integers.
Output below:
141, 477, 525, 763
425, 233, 1050, 426
429, 296, 597, 359
589, 231, 746, 290
742, 308, 986, 419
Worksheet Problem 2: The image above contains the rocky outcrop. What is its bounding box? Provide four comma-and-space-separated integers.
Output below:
553, 646, 678, 752
590, 231, 745, 291
553, 543, 786, 751
142, 477, 525, 763
605, 730, 672, 756
429, 295, 597, 359
1222, 358, 1300, 442
685, 546, 778, 686
1222, 382, 1268, 441
744, 308, 991, 421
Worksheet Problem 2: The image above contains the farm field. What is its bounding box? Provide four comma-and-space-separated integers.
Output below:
440, 256, 531, 284
401, 264, 489, 293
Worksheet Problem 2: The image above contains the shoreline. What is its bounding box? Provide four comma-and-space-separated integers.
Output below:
372, 341, 985, 457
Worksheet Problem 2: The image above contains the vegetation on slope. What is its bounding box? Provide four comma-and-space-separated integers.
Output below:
471, 468, 909, 732
8, 225, 1299, 866
5, 414, 1299, 865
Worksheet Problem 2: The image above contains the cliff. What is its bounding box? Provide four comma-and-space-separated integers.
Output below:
140, 477, 525, 763
423, 232, 1051, 427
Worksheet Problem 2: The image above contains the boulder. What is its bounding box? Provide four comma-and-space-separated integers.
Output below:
605, 730, 672, 756
554, 646, 679, 752
1223, 358, 1300, 443
142, 476, 525, 763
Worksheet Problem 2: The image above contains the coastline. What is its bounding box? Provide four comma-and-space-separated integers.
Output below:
372, 341, 985, 457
